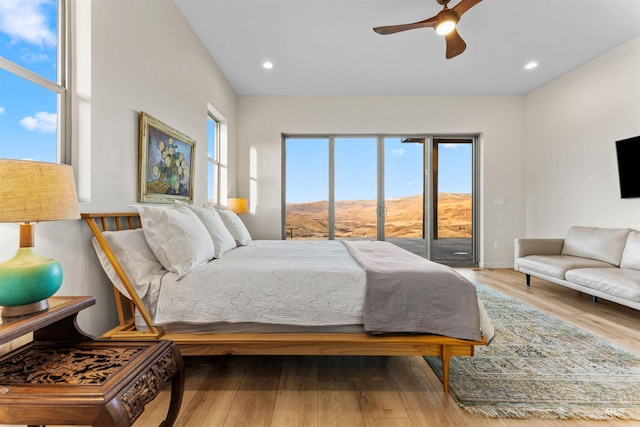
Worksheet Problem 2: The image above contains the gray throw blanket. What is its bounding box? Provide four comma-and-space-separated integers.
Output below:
343, 241, 481, 341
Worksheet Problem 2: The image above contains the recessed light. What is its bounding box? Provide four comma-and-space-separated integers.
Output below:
263, 61, 273, 69
524, 61, 539, 70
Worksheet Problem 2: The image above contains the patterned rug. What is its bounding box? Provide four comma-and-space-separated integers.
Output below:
425, 283, 640, 420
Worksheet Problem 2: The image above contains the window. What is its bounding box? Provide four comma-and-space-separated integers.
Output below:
207, 114, 220, 203
207, 108, 229, 206
0, 0, 67, 163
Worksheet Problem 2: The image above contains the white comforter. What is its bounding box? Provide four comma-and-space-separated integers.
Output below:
150, 240, 367, 327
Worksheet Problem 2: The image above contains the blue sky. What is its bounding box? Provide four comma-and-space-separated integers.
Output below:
0, 0, 58, 162
286, 137, 472, 203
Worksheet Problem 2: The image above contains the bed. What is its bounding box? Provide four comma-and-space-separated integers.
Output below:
82, 210, 492, 393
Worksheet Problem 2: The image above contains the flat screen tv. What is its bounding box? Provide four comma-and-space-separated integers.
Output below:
615, 135, 640, 198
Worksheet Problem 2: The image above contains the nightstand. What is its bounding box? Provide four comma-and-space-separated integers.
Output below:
0, 296, 184, 427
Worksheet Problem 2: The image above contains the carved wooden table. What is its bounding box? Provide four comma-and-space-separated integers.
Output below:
0, 296, 184, 427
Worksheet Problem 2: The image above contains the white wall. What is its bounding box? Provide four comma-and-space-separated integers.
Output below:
236, 96, 527, 268
524, 36, 640, 236
0, 0, 237, 337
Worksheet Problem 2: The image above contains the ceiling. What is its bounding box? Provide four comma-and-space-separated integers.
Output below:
174, 0, 640, 97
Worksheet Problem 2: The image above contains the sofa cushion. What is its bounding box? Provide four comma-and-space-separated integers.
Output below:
516, 255, 615, 280
620, 230, 640, 270
566, 268, 640, 303
561, 226, 630, 266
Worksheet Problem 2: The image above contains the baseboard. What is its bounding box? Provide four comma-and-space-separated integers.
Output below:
478, 262, 514, 269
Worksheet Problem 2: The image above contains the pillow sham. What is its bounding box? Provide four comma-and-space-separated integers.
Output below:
91, 229, 165, 299
216, 208, 252, 246
187, 204, 237, 257
134, 204, 214, 278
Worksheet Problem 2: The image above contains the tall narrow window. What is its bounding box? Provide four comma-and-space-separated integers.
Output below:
207, 113, 221, 204
0, 0, 67, 163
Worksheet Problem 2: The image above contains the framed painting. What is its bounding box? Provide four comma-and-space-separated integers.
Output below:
138, 112, 195, 203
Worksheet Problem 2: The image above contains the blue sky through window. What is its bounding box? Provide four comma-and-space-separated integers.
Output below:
0, 0, 58, 162
286, 137, 472, 204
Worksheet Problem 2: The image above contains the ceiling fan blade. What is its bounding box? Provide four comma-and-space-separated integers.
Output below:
451, 0, 483, 17
444, 28, 467, 59
373, 16, 437, 35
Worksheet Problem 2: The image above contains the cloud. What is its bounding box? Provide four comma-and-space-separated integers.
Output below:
21, 51, 50, 63
442, 143, 459, 148
0, 107, 5, 115
391, 148, 405, 156
0, 0, 56, 47
20, 111, 57, 133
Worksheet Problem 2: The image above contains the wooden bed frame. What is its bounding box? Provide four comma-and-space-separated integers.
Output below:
82, 212, 487, 392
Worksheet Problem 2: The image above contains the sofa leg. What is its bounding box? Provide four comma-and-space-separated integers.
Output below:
525, 274, 531, 287
592, 295, 598, 303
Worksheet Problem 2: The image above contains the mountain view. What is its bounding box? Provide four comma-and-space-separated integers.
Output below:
286, 193, 472, 240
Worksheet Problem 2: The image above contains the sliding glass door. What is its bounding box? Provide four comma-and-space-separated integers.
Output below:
430, 138, 475, 265
384, 136, 426, 236
284, 135, 426, 243
283, 135, 477, 266
284, 137, 329, 239
334, 137, 378, 239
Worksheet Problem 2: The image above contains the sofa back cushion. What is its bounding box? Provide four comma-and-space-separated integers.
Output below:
561, 226, 630, 266
620, 230, 640, 270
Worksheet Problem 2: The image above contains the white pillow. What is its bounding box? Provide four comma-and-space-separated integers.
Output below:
134, 204, 214, 278
621, 230, 640, 270
561, 226, 630, 266
216, 208, 252, 246
187, 204, 237, 257
91, 229, 165, 299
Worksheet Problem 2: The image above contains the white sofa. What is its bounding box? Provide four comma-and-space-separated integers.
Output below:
514, 226, 640, 310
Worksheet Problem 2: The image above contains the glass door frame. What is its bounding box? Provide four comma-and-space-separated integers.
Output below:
426, 135, 479, 264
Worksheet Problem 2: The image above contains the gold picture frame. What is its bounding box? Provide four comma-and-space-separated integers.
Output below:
138, 112, 195, 203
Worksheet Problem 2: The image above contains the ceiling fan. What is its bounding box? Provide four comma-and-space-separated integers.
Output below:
373, 0, 483, 59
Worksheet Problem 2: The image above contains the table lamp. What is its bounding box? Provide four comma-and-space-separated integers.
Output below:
227, 197, 249, 214
0, 159, 80, 317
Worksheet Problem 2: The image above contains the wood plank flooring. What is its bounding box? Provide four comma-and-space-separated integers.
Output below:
133, 268, 639, 427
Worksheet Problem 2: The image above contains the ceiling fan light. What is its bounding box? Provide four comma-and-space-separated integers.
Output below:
435, 19, 456, 35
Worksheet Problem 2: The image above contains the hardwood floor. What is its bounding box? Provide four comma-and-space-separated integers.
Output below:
134, 268, 640, 427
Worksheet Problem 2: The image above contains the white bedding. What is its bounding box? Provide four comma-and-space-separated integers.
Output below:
92, 235, 493, 340
149, 240, 367, 327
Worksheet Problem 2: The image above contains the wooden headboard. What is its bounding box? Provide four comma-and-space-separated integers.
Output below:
82, 213, 161, 339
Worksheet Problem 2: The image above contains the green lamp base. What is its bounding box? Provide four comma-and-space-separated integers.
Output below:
0, 248, 63, 317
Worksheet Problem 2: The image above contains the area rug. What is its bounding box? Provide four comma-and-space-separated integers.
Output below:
425, 283, 640, 420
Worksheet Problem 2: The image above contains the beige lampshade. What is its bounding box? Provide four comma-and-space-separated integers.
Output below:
0, 159, 80, 223
227, 197, 249, 214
